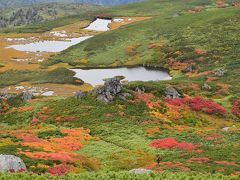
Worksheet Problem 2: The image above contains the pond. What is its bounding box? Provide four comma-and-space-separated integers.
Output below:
7, 36, 92, 52
84, 18, 112, 31
71, 67, 172, 86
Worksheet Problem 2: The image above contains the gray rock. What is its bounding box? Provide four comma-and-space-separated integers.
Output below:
118, 92, 132, 101
130, 168, 153, 174
0, 93, 15, 100
21, 91, 33, 101
75, 90, 85, 99
215, 69, 226, 77
135, 87, 145, 93
202, 83, 212, 90
0, 155, 26, 172
165, 86, 181, 99
93, 77, 124, 103
182, 65, 193, 73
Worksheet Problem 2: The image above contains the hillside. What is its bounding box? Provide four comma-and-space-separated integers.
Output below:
0, 3, 103, 28
0, 0, 240, 179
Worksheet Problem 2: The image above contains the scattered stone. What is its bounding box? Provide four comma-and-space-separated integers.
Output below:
215, 69, 226, 77
0, 93, 15, 100
135, 87, 145, 93
93, 77, 128, 103
0, 155, 26, 172
173, 13, 181, 17
165, 86, 181, 99
202, 83, 212, 90
21, 91, 33, 101
75, 90, 85, 99
182, 65, 193, 73
222, 127, 231, 132
130, 168, 153, 174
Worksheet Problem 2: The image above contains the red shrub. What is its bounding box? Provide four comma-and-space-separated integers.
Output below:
188, 157, 209, 163
150, 137, 202, 151
204, 133, 223, 141
31, 118, 39, 123
48, 164, 70, 176
215, 161, 240, 167
166, 96, 226, 115
232, 99, 240, 117
135, 92, 160, 108
195, 48, 205, 54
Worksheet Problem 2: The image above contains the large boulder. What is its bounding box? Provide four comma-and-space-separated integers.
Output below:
0, 155, 26, 172
165, 86, 181, 99
93, 77, 128, 103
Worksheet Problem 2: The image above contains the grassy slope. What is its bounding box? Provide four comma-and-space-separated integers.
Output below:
48, 0, 240, 95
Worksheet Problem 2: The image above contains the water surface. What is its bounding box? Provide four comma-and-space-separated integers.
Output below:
7, 36, 92, 52
71, 67, 171, 86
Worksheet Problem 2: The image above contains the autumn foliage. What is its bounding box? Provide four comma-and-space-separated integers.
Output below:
166, 96, 226, 115
232, 99, 240, 117
150, 137, 202, 151
48, 164, 70, 176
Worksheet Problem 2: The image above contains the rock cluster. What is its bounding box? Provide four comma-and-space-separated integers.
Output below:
93, 77, 131, 103
215, 69, 226, 77
0, 155, 26, 172
21, 91, 33, 101
0, 93, 15, 100
165, 86, 181, 99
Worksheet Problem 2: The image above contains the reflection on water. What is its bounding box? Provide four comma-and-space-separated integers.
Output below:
71, 67, 172, 86
7, 36, 92, 52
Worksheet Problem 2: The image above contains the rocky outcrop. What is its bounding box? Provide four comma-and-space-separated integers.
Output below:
21, 91, 33, 101
0, 155, 26, 172
165, 87, 181, 99
93, 77, 131, 103
0, 93, 15, 100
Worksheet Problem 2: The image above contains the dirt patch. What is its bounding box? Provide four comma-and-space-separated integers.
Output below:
109, 17, 151, 30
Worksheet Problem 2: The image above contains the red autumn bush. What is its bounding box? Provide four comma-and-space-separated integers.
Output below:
135, 92, 160, 108
195, 48, 205, 54
232, 99, 240, 117
188, 157, 209, 163
166, 96, 226, 115
150, 137, 202, 151
48, 164, 70, 176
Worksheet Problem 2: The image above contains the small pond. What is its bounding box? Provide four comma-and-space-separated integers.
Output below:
71, 66, 172, 86
84, 18, 112, 31
7, 36, 92, 52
